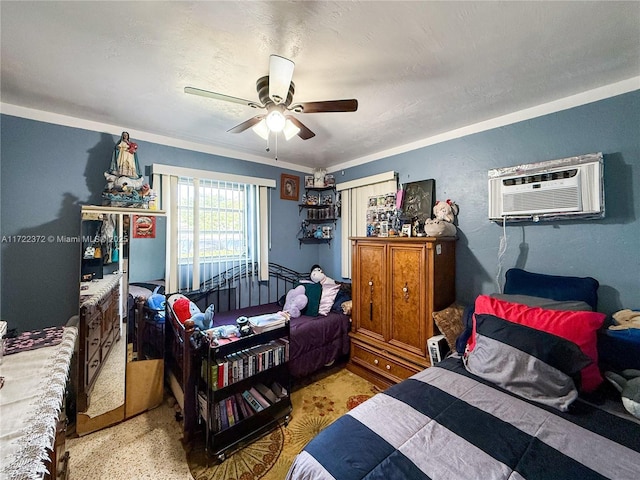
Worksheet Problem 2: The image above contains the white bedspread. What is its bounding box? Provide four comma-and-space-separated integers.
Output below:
0, 326, 77, 480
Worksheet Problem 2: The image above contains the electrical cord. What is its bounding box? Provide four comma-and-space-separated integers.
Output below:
496, 216, 508, 293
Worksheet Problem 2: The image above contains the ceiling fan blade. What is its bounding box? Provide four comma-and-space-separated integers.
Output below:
290, 99, 358, 114
185, 86, 262, 108
288, 116, 316, 140
227, 115, 265, 133
269, 55, 295, 105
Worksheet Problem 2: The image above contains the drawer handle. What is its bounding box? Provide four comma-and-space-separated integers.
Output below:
90, 359, 99, 368
373, 359, 379, 365
90, 339, 99, 346
386, 364, 391, 370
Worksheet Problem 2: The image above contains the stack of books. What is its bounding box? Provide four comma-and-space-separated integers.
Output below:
198, 381, 288, 433
201, 338, 290, 389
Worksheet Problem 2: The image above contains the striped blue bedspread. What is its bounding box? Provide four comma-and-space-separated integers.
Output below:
286, 358, 640, 480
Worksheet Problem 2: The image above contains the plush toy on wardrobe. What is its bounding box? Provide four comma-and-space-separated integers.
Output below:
423, 200, 459, 237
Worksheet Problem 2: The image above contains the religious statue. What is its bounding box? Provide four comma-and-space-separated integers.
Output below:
102, 131, 154, 208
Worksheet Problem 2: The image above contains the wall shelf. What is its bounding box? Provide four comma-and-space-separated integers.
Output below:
298, 237, 332, 248
298, 186, 338, 246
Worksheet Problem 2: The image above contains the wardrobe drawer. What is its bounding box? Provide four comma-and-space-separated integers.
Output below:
351, 342, 419, 383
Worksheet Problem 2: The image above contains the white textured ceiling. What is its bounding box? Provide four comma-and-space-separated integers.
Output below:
1, 1, 639, 171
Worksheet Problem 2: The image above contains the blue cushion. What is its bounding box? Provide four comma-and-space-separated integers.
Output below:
504, 268, 599, 311
598, 327, 640, 371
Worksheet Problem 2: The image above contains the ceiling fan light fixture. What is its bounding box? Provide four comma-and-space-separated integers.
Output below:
283, 118, 301, 141
266, 109, 286, 132
251, 119, 270, 140
269, 55, 295, 105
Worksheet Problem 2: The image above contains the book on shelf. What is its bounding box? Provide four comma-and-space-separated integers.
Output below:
242, 389, 265, 412
249, 386, 271, 409
225, 397, 235, 426
197, 391, 209, 427
235, 392, 253, 419
219, 400, 229, 430
254, 382, 279, 404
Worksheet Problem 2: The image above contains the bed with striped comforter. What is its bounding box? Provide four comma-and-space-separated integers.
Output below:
286, 357, 640, 480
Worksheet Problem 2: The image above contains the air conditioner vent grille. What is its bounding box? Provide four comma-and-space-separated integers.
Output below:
503, 187, 580, 215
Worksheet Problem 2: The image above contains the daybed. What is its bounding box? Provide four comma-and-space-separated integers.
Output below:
0, 325, 77, 480
164, 263, 351, 442
286, 269, 640, 480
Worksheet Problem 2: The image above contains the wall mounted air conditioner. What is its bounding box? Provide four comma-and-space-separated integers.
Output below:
488, 153, 604, 223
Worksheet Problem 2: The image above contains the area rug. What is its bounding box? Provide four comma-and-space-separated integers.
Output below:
187, 366, 379, 480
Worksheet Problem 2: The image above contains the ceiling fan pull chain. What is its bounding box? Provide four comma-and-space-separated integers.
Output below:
275, 132, 279, 161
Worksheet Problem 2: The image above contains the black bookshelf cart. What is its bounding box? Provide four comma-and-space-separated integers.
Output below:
198, 322, 292, 462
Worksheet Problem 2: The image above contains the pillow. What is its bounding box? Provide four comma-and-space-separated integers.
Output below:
464, 313, 593, 411
331, 283, 352, 313
318, 283, 341, 316
433, 303, 466, 352
503, 268, 599, 311
297, 282, 322, 317
490, 294, 592, 312
455, 305, 475, 354
473, 295, 606, 392
456, 295, 592, 355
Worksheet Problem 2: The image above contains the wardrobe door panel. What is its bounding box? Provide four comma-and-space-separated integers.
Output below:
388, 244, 426, 356
353, 241, 386, 341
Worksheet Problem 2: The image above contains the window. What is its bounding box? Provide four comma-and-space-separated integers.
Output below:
338, 171, 398, 278
176, 178, 254, 263
150, 164, 275, 293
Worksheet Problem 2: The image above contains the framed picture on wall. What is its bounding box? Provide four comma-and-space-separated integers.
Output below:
304, 175, 314, 188
401, 179, 435, 222
281, 174, 300, 201
133, 215, 156, 238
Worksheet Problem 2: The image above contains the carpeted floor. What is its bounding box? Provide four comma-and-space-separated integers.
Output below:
67, 365, 379, 480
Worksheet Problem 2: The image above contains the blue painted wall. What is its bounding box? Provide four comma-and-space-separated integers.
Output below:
0, 117, 318, 330
320, 90, 640, 315
2, 90, 638, 331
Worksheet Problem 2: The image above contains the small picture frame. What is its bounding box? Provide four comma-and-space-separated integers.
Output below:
133, 215, 156, 238
304, 175, 315, 188
280, 174, 300, 201
324, 174, 335, 187
401, 223, 412, 237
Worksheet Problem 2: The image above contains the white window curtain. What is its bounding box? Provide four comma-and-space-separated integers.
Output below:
151, 164, 275, 293
337, 171, 398, 278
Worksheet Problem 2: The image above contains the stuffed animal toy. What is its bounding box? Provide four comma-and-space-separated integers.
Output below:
281, 285, 308, 318
609, 309, 640, 330
605, 369, 640, 419
172, 297, 200, 324
172, 297, 215, 330
423, 199, 459, 237
310, 265, 336, 285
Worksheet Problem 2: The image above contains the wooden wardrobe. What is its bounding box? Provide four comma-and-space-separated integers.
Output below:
347, 237, 456, 389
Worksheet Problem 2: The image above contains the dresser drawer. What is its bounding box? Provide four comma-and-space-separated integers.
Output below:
351, 342, 420, 383
86, 316, 101, 362
85, 352, 101, 388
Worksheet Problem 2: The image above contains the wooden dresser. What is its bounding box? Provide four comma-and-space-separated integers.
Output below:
77, 274, 121, 412
347, 237, 456, 389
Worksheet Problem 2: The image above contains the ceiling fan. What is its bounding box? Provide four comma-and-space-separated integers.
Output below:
184, 55, 358, 141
